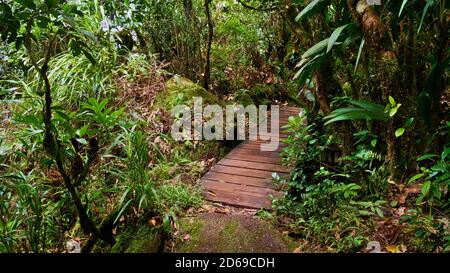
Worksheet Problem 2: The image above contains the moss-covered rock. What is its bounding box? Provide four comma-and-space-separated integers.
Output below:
154, 76, 223, 110
174, 213, 291, 253
111, 225, 161, 253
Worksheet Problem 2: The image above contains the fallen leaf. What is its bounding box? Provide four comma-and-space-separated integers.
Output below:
385, 245, 401, 253
148, 218, 157, 226
400, 244, 407, 253
183, 234, 191, 241
293, 247, 301, 253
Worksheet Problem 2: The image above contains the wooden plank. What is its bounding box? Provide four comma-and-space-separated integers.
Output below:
244, 139, 286, 146
281, 106, 301, 111
202, 172, 276, 189
202, 179, 279, 198
228, 149, 280, 158
237, 144, 283, 152
256, 134, 288, 139
226, 152, 281, 164
203, 188, 271, 209
200, 106, 301, 209
218, 158, 289, 173
210, 165, 275, 178
239, 141, 284, 147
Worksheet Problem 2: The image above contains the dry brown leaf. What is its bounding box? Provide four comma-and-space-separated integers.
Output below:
385, 245, 401, 253
148, 218, 157, 226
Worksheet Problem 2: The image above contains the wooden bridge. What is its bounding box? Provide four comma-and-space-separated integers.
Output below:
201, 106, 301, 209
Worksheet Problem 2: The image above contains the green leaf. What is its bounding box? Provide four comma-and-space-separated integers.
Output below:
389, 107, 398, 117
399, 0, 409, 17
371, 139, 377, 147
418, 0, 433, 33
354, 38, 365, 73
417, 154, 438, 161
302, 38, 329, 59
114, 187, 132, 224
324, 100, 388, 125
295, 0, 329, 21
408, 173, 424, 184
375, 207, 384, 218
358, 210, 371, 216
395, 128, 405, 138
342, 32, 361, 48
348, 100, 386, 114
327, 24, 352, 53
421, 181, 431, 196
389, 96, 396, 106
442, 147, 450, 159
113, 199, 131, 224
76, 124, 89, 137
405, 117, 414, 127
76, 138, 88, 145
325, 111, 375, 124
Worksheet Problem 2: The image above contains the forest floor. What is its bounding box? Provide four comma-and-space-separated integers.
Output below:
174, 209, 294, 253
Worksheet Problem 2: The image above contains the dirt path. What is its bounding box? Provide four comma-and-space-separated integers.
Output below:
174, 210, 295, 253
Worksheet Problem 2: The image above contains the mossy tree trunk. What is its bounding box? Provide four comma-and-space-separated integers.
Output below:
203, 0, 213, 91
348, 0, 405, 180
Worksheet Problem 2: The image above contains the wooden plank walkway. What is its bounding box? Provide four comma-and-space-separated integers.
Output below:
201, 106, 301, 209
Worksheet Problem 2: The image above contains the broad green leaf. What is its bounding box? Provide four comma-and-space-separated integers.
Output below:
395, 128, 405, 138
389, 107, 398, 117
418, 0, 433, 33
389, 96, 396, 106
342, 32, 361, 48
302, 38, 329, 59
399, 0, 409, 17
76, 124, 89, 137
324, 100, 388, 125
296, 0, 329, 21
405, 117, 414, 127
442, 147, 450, 159
421, 180, 431, 196
348, 100, 386, 115
327, 24, 352, 53
358, 210, 371, 216
375, 207, 384, 218
325, 111, 375, 125
408, 173, 424, 184
417, 154, 438, 161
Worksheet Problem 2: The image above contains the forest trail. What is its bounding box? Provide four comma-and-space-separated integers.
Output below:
201, 106, 301, 209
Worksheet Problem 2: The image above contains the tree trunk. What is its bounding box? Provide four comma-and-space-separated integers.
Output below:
348, 0, 403, 180
203, 0, 213, 91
